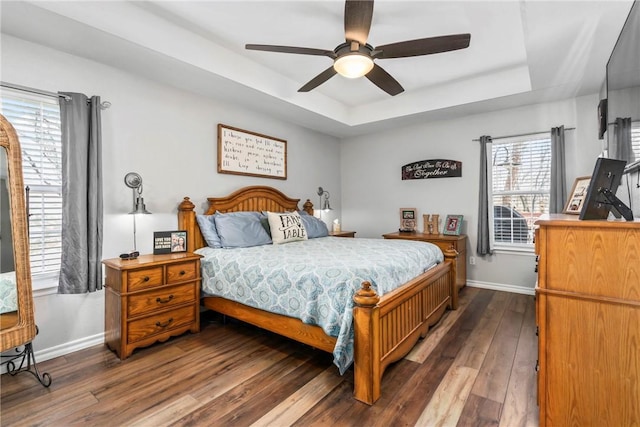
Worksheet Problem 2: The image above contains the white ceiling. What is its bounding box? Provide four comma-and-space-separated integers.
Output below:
0, 0, 634, 137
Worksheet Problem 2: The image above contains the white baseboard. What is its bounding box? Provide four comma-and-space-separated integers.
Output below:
2, 332, 104, 375
36, 332, 105, 362
466, 280, 535, 296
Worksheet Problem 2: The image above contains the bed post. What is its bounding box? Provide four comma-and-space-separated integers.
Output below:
178, 197, 197, 253
444, 248, 459, 309
352, 281, 381, 405
302, 199, 314, 216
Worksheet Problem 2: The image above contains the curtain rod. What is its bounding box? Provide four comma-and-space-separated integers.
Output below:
472, 127, 575, 142
0, 81, 111, 110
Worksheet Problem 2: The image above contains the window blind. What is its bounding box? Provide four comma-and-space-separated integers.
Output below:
632, 121, 640, 160
0, 89, 62, 280
491, 133, 551, 245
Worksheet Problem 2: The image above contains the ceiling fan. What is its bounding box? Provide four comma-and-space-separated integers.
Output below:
246, 0, 471, 96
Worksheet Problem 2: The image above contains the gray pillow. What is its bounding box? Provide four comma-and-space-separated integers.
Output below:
300, 215, 329, 238
214, 211, 272, 248
196, 214, 222, 248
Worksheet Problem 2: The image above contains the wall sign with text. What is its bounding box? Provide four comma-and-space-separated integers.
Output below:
401, 159, 462, 180
218, 124, 287, 180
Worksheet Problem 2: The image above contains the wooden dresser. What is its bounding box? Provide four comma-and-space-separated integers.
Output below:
382, 232, 467, 290
535, 215, 640, 426
103, 253, 202, 359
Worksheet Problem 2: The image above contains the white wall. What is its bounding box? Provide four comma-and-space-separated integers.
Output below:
1, 35, 341, 358
340, 94, 604, 293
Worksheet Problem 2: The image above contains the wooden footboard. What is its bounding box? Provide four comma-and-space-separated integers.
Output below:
352, 250, 456, 404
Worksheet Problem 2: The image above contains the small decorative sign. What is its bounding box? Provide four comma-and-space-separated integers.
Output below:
153, 230, 187, 254
401, 159, 462, 180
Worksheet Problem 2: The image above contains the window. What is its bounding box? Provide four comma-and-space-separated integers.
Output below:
632, 120, 640, 161
491, 133, 551, 248
1, 88, 62, 289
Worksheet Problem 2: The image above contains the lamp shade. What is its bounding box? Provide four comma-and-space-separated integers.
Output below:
333, 54, 374, 78
129, 196, 151, 215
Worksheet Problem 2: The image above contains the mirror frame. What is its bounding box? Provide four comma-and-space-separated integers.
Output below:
0, 113, 36, 352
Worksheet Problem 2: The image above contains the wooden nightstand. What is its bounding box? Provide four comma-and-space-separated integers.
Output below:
329, 231, 356, 238
103, 252, 202, 359
382, 232, 467, 290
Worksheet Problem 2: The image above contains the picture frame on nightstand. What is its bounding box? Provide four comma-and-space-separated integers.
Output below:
399, 208, 417, 232
153, 230, 187, 254
443, 215, 463, 235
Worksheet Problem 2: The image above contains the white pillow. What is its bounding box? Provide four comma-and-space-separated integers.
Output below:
266, 211, 308, 244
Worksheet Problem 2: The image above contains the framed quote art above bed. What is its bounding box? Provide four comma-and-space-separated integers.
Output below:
217, 124, 287, 180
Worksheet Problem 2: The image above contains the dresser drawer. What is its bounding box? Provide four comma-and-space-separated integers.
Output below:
127, 305, 196, 343
166, 261, 198, 284
127, 267, 163, 292
127, 283, 197, 318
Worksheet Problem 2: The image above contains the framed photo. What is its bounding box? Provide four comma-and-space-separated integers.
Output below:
443, 214, 463, 235
399, 208, 417, 232
153, 230, 187, 254
563, 176, 591, 214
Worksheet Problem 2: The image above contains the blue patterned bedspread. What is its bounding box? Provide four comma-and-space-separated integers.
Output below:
196, 237, 443, 374
0, 271, 18, 315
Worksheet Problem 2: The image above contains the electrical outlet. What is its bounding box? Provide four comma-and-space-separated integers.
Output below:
469, 256, 476, 265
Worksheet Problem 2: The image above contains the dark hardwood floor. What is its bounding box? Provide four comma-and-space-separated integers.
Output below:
0, 288, 538, 426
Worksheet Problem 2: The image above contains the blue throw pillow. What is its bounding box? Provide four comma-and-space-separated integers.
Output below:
196, 214, 222, 248
214, 211, 272, 248
300, 215, 329, 238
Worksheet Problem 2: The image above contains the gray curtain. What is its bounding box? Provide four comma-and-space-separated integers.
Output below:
614, 117, 633, 163
477, 135, 493, 256
549, 126, 566, 213
58, 93, 103, 294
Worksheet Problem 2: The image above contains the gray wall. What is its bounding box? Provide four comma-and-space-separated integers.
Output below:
340, 94, 605, 293
3, 31, 631, 361
1, 35, 341, 359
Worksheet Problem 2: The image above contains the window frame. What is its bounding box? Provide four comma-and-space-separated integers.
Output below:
490, 132, 552, 252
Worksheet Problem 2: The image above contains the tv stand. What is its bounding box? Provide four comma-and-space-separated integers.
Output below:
599, 187, 634, 220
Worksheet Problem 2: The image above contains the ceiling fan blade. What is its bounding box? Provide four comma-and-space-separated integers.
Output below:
365, 64, 404, 96
298, 66, 338, 92
246, 44, 336, 58
344, 0, 374, 45
374, 34, 471, 59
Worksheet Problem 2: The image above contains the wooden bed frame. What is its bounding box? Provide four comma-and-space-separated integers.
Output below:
178, 185, 458, 405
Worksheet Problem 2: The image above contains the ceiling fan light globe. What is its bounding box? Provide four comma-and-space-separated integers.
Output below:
333, 54, 374, 78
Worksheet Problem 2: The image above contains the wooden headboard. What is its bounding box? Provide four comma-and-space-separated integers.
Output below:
178, 185, 314, 252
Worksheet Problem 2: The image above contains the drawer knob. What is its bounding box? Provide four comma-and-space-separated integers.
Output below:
155, 318, 174, 328
156, 295, 174, 304
143, 276, 150, 282
179, 270, 186, 276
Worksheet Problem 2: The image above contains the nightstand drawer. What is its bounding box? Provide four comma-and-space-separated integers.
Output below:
166, 261, 198, 284
127, 283, 197, 317
127, 305, 196, 343
127, 267, 163, 291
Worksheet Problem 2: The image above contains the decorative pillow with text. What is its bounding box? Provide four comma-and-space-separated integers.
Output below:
266, 211, 308, 244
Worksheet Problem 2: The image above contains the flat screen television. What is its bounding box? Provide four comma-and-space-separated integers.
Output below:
606, 0, 639, 174
579, 157, 633, 220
